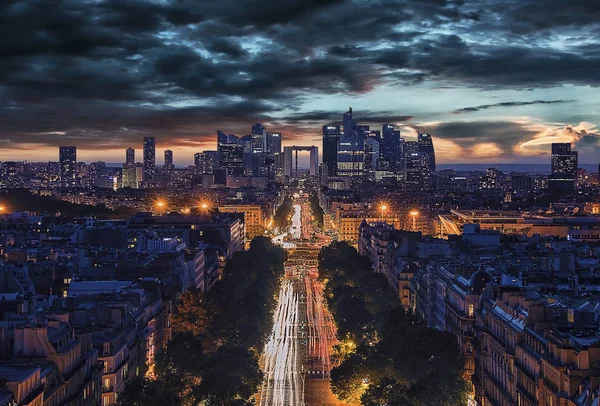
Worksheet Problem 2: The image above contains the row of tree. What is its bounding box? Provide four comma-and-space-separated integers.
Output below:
118, 237, 286, 406
272, 195, 293, 230
319, 242, 468, 405
308, 192, 324, 227
0, 188, 136, 218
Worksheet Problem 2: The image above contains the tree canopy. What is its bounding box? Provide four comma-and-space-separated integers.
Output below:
118, 237, 286, 406
319, 241, 468, 406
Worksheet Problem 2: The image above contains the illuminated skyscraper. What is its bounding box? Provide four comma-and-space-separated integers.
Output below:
219, 144, 244, 176
404, 141, 432, 192
251, 123, 267, 153
551, 143, 577, 176
322, 125, 340, 177
337, 107, 366, 178
143, 137, 155, 181
549, 143, 578, 194
267, 132, 282, 155
418, 133, 436, 173
381, 124, 402, 169
125, 147, 135, 168
194, 151, 219, 175
59, 146, 76, 188
164, 150, 174, 170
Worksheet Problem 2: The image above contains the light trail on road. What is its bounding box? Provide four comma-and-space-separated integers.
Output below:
305, 270, 337, 377
260, 279, 304, 406
261, 197, 338, 405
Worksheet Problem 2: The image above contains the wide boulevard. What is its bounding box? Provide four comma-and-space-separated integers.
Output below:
259, 194, 339, 406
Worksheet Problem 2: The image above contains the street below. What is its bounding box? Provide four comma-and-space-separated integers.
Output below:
260, 196, 345, 406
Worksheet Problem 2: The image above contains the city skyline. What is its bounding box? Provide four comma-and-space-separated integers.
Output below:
2, 1, 600, 164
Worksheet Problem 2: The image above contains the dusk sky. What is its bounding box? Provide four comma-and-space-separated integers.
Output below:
2, 0, 600, 165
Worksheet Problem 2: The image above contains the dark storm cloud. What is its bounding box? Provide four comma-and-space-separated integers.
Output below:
0, 99, 283, 149
427, 121, 539, 156
453, 100, 573, 114
2, 0, 600, 154
284, 110, 413, 124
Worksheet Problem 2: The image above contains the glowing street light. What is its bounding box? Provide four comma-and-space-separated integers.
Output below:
0, 206, 4, 213
181, 207, 191, 215
379, 203, 388, 221
155, 200, 166, 215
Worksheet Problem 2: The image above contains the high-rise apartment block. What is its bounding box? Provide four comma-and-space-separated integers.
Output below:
143, 137, 156, 181
59, 146, 76, 188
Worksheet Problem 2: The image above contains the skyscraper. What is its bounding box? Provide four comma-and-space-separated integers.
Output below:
251, 123, 267, 153
240, 135, 253, 153
164, 150, 173, 170
219, 144, 244, 176
143, 137, 155, 181
322, 125, 340, 177
418, 133, 436, 173
549, 143, 578, 194
194, 151, 219, 175
125, 148, 135, 168
122, 167, 138, 188
404, 141, 423, 192
365, 136, 380, 180
217, 131, 239, 146
381, 124, 397, 167
59, 146, 76, 188
551, 143, 577, 175
267, 132, 282, 155
337, 108, 366, 178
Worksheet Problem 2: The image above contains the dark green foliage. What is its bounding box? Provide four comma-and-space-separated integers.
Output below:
116, 375, 181, 406
320, 241, 468, 406
118, 237, 286, 406
273, 196, 293, 229
308, 192, 324, 227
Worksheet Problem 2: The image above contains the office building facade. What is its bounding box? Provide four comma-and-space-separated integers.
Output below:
417, 132, 436, 173
549, 142, 578, 194
267, 132, 282, 155
322, 125, 340, 177
219, 144, 244, 176
164, 150, 174, 170
143, 137, 156, 181
59, 146, 76, 188
337, 108, 366, 178
125, 147, 135, 168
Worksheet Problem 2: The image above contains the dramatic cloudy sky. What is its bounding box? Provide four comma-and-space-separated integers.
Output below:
2, 0, 600, 165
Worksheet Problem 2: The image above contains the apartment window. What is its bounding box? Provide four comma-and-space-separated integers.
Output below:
103, 396, 110, 406
104, 378, 111, 390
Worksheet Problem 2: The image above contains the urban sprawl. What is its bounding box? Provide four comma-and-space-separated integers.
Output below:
0, 108, 599, 406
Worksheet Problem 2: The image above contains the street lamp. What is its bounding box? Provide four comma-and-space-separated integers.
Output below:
380, 204, 388, 221
156, 200, 166, 215
409, 210, 419, 231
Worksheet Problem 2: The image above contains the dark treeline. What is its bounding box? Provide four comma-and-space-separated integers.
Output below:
0, 189, 136, 218
319, 242, 468, 405
308, 192, 324, 227
118, 237, 286, 406
272, 195, 293, 229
